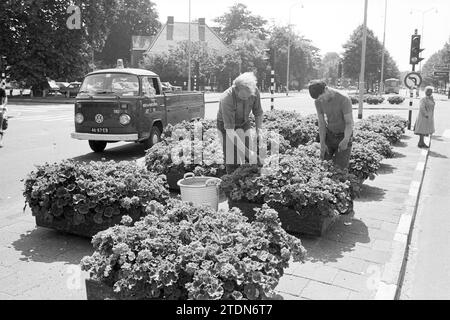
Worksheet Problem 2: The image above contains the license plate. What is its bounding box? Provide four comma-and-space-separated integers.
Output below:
91, 128, 109, 133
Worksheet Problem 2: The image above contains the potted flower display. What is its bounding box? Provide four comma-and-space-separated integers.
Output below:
23, 160, 169, 237
81, 199, 306, 300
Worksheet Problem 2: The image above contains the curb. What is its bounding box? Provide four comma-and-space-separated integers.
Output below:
374, 134, 431, 300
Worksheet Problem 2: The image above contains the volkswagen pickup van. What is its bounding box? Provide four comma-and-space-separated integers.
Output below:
71, 66, 205, 152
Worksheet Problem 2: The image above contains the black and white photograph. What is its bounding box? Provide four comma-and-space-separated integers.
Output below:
0, 0, 450, 304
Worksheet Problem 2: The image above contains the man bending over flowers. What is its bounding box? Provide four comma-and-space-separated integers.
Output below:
217, 72, 264, 174
309, 80, 354, 170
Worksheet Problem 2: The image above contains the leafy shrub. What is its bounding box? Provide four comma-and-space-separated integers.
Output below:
146, 125, 289, 178
162, 119, 216, 140
23, 161, 169, 227
367, 114, 408, 132
220, 150, 354, 218
350, 96, 359, 105
352, 130, 394, 158
355, 119, 404, 144
366, 95, 385, 105
387, 96, 405, 104
80, 199, 306, 300
348, 143, 383, 181
260, 110, 319, 148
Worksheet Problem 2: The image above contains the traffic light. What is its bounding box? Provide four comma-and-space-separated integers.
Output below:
410, 35, 424, 65
263, 48, 275, 67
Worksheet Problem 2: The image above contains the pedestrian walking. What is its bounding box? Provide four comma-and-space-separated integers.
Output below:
0, 82, 8, 148
217, 72, 264, 174
309, 80, 354, 169
414, 86, 435, 148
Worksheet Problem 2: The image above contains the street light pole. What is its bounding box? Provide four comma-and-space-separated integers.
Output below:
358, 0, 368, 119
187, 0, 192, 91
379, 0, 387, 95
286, 2, 303, 96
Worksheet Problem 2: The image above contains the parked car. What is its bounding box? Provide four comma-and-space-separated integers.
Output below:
71, 65, 205, 152
59, 81, 81, 97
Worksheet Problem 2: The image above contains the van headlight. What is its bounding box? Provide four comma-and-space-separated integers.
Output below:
119, 114, 131, 125
75, 113, 84, 124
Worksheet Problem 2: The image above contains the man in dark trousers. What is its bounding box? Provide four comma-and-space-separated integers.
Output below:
309, 80, 354, 169
217, 72, 264, 174
0, 82, 8, 147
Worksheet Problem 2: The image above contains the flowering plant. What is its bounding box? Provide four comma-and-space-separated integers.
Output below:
257, 110, 319, 148
220, 150, 354, 218
355, 119, 404, 144
367, 114, 408, 132
80, 199, 306, 300
387, 96, 405, 104
352, 130, 393, 158
348, 143, 383, 181
366, 95, 385, 105
23, 161, 169, 228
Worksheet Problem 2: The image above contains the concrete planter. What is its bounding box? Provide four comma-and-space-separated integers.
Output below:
34, 208, 143, 238
228, 200, 341, 237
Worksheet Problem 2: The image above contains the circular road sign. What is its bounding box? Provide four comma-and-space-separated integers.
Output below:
404, 72, 423, 89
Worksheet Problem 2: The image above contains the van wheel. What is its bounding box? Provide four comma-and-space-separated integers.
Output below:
89, 140, 107, 153
142, 126, 162, 150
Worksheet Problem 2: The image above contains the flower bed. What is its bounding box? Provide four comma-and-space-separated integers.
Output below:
146, 120, 288, 189
366, 95, 385, 105
352, 130, 394, 158
367, 114, 408, 132
387, 96, 405, 105
220, 148, 355, 236
23, 161, 169, 237
261, 110, 319, 148
81, 199, 306, 300
355, 119, 404, 145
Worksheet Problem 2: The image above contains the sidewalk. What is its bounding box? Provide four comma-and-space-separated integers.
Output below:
0, 130, 429, 300
269, 130, 430, 300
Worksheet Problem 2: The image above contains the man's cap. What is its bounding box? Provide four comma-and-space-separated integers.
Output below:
308, 80, 327, 99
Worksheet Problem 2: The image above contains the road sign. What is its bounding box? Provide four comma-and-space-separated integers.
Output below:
433, 71, 450, 77
404, 72, 422, 89
433, 64, 450, 70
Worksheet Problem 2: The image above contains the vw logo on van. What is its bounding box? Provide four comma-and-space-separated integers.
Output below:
95, 114, 104, 124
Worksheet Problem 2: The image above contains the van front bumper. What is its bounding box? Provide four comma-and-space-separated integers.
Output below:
71, 132, 139, 141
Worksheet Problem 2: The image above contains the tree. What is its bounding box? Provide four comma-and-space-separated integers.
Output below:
267, 26, 321, 91
98, 0, 160, 67
422, 41, 450, 89
0, 0, 119, 94
319, 52, 341, 86
213, 3, 268, 44
142, 41, 223, 89
342, 25, 400, 91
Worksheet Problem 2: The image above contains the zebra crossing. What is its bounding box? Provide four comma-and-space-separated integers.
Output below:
7, 105, 73, 122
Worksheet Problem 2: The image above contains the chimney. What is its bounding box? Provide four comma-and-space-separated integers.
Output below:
167, 16, 174, 40
198, 18, 205, 42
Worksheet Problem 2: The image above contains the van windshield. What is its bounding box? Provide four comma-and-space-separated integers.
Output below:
79, 73, 139, 96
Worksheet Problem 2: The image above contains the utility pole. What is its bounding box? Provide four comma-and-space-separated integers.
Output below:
358, 0, 368, 119
187, 0, 192, 91
379, 0, 387, 95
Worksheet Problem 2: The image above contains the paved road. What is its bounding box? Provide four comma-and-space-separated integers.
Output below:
399, 95, 450, 299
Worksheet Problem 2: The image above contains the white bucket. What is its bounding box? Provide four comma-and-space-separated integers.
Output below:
177, 173, 222, 211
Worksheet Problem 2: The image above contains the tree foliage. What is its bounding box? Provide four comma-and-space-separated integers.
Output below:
213, 3, 269, 44
0, 0, 159, 93
319, 52, 341, 86
342, 25, 400, 90
268, 26, 321, 91
421, 40, 450, 88
98, 0, 160, 67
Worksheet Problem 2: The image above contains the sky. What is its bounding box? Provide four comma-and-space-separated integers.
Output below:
150, 0, 450, 71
